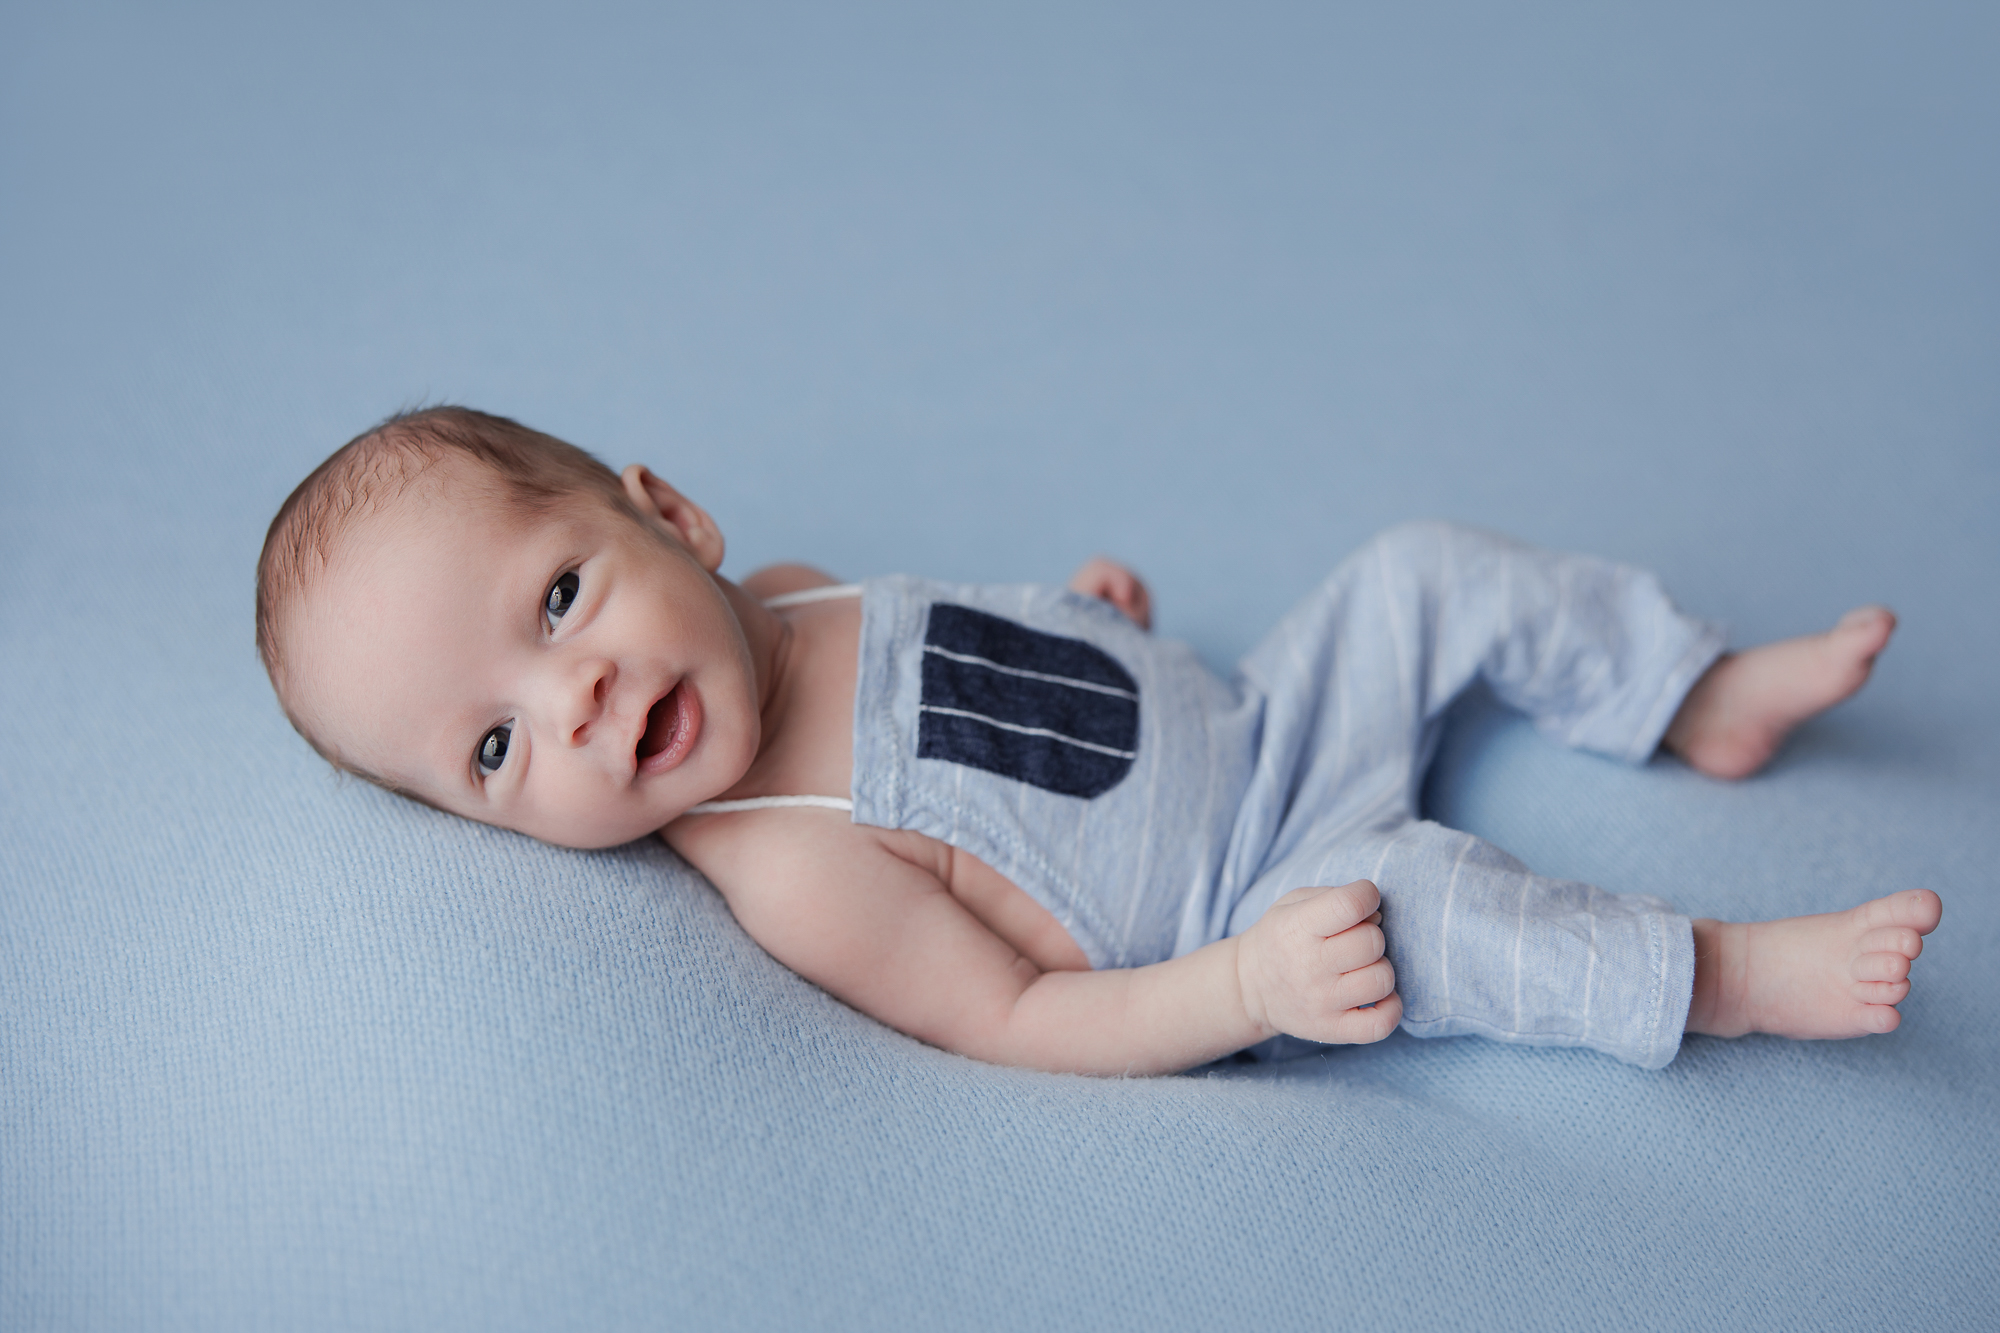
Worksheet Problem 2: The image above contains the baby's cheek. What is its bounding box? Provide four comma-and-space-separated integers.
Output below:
705, 684, 764, 779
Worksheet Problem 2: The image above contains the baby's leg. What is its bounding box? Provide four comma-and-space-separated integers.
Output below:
1662, 608, 1896, 780
1238, 522, 1726, 808
1687, 888, 1941, 1038
1230, 818, 1697, 1069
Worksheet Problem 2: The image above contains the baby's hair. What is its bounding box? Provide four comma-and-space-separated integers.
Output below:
255, 405, 636, 782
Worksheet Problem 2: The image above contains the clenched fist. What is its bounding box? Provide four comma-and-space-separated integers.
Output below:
1235, 880, 1402, 1045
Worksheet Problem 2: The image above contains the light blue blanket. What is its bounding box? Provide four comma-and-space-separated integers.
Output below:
5, 4, 1995, 1329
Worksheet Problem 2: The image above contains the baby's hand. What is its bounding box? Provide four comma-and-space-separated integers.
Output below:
1069, 557, 1152, 630
1236, 880, 1402, 1045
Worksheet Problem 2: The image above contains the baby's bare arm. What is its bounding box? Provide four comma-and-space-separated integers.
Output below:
684, 815, 1397, 1075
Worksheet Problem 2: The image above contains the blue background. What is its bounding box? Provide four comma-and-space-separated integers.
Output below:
4, 3, 1996, 1329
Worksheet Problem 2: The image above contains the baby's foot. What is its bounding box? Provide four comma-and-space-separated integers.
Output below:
1663, 606, 1896, 779
1686, 889, 1942, 1039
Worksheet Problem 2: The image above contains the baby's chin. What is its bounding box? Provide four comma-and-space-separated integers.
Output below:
517, 763, 757, 852
509, 807, 668, 852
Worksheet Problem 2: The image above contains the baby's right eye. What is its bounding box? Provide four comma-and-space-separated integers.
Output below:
477, 724, 512, 775
545, 571, 580, 630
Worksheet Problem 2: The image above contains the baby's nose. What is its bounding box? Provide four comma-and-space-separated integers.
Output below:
559, 658, 616, 746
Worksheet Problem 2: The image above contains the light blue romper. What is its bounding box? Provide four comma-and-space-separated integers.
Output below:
714, 522, 1724, 1069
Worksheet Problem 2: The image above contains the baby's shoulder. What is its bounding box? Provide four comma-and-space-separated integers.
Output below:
660, 810, 953, 957
740, 562, 842, 601
666, 806, 941, 890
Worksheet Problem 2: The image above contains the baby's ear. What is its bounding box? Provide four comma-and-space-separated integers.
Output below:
621, 465, 725, 572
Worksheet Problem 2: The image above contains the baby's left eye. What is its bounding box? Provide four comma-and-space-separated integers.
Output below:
545, 571, 580, 629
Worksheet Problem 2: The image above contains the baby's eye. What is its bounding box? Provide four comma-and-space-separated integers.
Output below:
545, 571, 581, 629
477, 724, 512, 775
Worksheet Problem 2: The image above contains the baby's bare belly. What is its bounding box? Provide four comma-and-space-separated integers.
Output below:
871, 826, 1092, 974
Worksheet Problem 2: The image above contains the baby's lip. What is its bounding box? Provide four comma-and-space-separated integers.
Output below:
635, 680, 702, 778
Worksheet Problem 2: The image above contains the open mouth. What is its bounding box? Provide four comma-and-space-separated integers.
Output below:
636, 681, 701, 775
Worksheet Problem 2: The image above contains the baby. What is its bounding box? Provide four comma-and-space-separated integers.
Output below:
256, 407, 1942, 1075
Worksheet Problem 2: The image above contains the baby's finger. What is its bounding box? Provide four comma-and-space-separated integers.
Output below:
1271, 884, 1326, 911
1321, 991, 1403, 1045
1125, 578, 1153, 630
1332, 956, 1397, 1010
1067, 557, 1116, 597
1299, 879, 1380, 937
1320, 918, 1386, 973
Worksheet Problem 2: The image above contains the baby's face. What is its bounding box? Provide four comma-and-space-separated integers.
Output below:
287, 458, 761, 848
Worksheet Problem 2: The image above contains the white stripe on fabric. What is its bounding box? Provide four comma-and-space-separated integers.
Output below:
1580, 883, 1599, 1045
684, 795, 854, 814
1439, 835, 1473, 1018
918, 705, 1138, 759
1368, 825, 1408, 882
1648, 913, 1671, 1066
921, 644, 1138, 700
1512, 872, 1531, 1034
1377, 544, 1416, 727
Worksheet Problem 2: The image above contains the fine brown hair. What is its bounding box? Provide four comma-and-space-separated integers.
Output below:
255, 405, 635, 779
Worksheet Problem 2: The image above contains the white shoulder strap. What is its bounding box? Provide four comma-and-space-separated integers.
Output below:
683, 794, 855, 816
760, 583, 863, 609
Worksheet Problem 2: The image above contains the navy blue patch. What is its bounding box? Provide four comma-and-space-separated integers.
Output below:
916, 603, 1139, 798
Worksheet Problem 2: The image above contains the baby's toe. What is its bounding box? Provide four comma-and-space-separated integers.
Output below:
1858, 925, 1924, 961
1856, 1003, 1902, 1034
1830, 608, 1896, 669
1858, 889, 1943, 935
1852, 951, 1911, 983
1851, 979, 1910, 1006
1835, 604, 1895, 641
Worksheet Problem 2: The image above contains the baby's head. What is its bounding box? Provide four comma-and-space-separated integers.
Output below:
257, 407, 763, 848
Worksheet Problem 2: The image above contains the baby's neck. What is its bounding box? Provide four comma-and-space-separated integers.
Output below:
698, 576, 864, 809
714, 576, 796, 740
